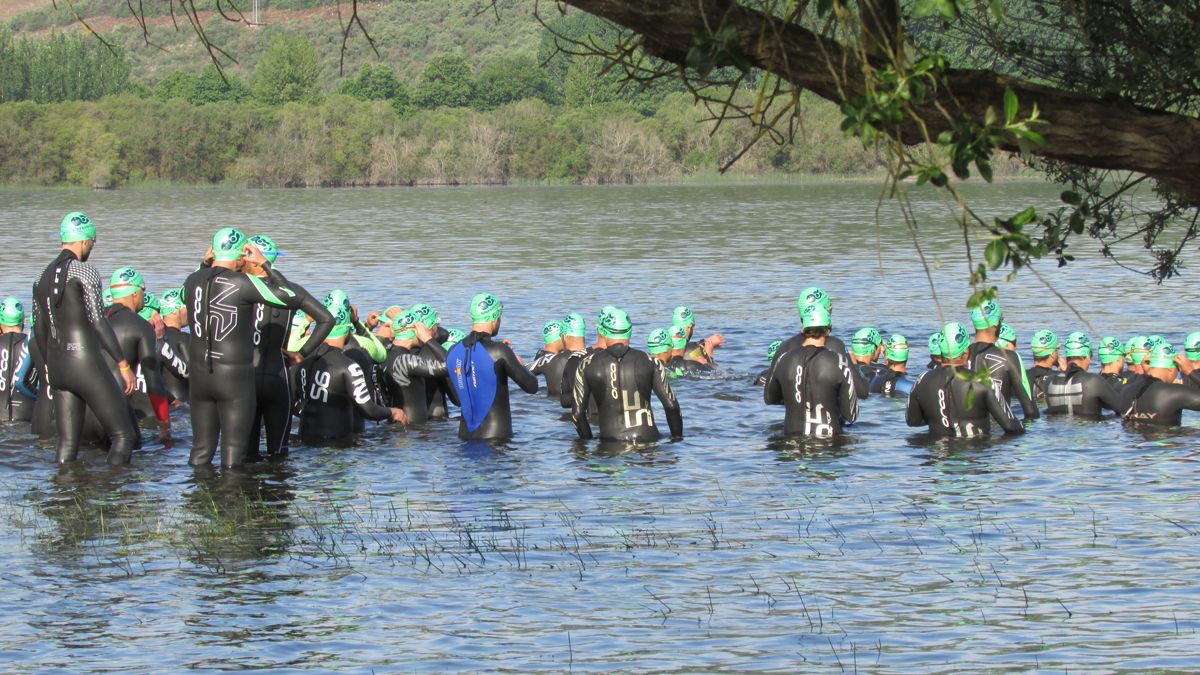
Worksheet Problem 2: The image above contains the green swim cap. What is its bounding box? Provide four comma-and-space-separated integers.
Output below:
851, 327, 882, 357
670, 324, 689, 350
797, 287, 832, 313
562, 312, 586, 338
102, 289, 113, 307
1145, 335, 1168, 354
212, 227, 247, 262
543, 320, 564, 345
1064, 331, 1092, 359
942, 322, 970, 360
138, 292, 160, 321
247, 234, 279, 264
647, 328, 672, 355
672, 306, 695, 328
442, 328, 466, 350
885, 334, 909, 362
323, 289, 353, 339
1126, 336, 1149, 365
1030, 329, 1059, 357
969, 298, 1002, 330
996, 322, 1017, 349
470, 293, 503, 323
1147, 342, 1178, 370
108, 267, 145, 300
60, 211, 95, 243
392, 310, 418, 340
1097, 337, 1124, 364
1186, 332, 1200, 358
928, 333, 943, 358
159, 288, 185, 317
766, 339, 783, 362
801, 304, 831, 330
409, 303, 439, 330
0, 297, 25, 327
598, 307, 632, 340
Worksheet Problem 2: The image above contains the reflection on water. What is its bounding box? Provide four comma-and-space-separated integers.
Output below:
0, 183, 1198, 670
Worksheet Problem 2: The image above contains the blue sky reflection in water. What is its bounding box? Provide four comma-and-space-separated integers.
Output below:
0, 182, 1198, 671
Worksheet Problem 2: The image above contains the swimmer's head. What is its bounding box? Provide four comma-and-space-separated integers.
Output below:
159, 288, 185, 318
996, 322, 1017, 349
109, 267, 145, 300
247, 234, 279, 264
1063, 332, 1092, 360
60, 211, 96, 243
766, 339, 783, 362
469, 293, 503, 324
598, 307, 632, 341
928, 333, 943, 359
670, 324, 689, 350
442, 328, 467, 350
1030, 329, 1059, 358
0, 297, 24, 327
562, 312, 586, 338
1186, 332, 1200, 360
542, 320, 564, 345
672, 306, 695, 328
1125, 336, 1149, 365
1146, 342, 1178, 371
801, 303, 831, 330
392, 310, 418, 340
851, 327, 882, 357
1098, 337, 1124, 365
941, 322, 970, 360
885, 334, 909, 363
797, 287, 832, 314
212, 227, 248, 262
647, 328, 672, 355
323, 289, 353, 339
969, 298, 1002, 330
138, 292, 160, 321
409, 303, 439, 330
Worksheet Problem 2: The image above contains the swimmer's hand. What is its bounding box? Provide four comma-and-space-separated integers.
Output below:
117, 361, 136, 395
414, 322, 433, 344
390, 408, 409, 425
1057, 355, 1068, 371
243, 242, 268, 267
149, 314, 165, 339
1175, 353, 1194, 376
284, 350, 303, 365
202, 246, 215, 267
703, 334, 727, 356
365, 311, 380, 329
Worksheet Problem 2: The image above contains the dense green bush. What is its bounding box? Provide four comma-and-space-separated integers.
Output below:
0, 30, 130, 103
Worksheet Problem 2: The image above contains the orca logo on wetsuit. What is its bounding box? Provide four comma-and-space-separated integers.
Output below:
206, 276, 240, 342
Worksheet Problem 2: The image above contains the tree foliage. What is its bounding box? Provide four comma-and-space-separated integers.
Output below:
474, 55, 560, 108
413, 54, 475, 109
253, 34, 321, 105
0, 29, 130, 103
336, 63, 412, 115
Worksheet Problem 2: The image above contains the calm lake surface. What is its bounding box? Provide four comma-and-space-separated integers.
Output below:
0, 182, 1198, 671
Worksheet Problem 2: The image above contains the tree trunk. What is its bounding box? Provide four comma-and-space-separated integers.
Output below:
561, 0, 1200, 199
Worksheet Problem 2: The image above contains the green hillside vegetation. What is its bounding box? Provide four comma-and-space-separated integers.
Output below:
0, 1, 908, 187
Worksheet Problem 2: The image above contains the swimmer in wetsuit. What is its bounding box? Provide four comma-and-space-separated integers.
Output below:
666, 324, 711, 376
183, 228, 334, 469
763, 304, 859, 438
671, 306, 726, 367
850, 327, 887, 380
1026, 329, 1062, 400
869, 334, 912, 396
1043, 333, 1128, 416
530, 320, 571, 398
1124, 342, 1200, 426
573, 308, 683, 442
647, 328, 673, 367
966, 298, 1039, 420
0, 298, 34, 423
1096, 337, 1125, 383
773, 287, 869, 399
906, 322, 1025, 438
293, 295, 407, 444
380, 309, 453, 426
447, 293, 538, 440
408, 303, 453, 420
243, 234, 330, 460
33, 212, 137, 465
104, 267, 171, 444
558, 312, 591, 408
754, 339, 784, 386
926, 333, 943, 369
156, 288, 191, 404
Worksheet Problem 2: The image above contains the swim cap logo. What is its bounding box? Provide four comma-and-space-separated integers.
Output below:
70, 214, 90, 227
219, 231, 242, 251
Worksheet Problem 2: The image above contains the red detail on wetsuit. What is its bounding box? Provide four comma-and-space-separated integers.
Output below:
150, 394, 170, 422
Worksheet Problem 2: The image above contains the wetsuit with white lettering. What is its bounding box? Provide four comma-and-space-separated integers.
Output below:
33, 250, 137, 464
906, 366, 1024, 437
0, 332, 34, 422
764, 345, 859, 438
968, 342, 1040, 419
293, 343, 393, 443
159, 327, 191, 403
182, 264, 332, 468
572, 344, 683, 442
1124, 380, 1200, 427
868, 368, 912, 396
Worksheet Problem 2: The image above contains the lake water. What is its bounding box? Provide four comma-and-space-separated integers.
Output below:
0, 182, 1198, 671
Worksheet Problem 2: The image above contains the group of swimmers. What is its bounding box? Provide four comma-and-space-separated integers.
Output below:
7, 211, 1200, 469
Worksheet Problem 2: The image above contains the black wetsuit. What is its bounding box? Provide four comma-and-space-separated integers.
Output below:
159, 327, 191, 404
1124, 380, 1200, 426
773, 333, 869, 399
764, 344, 859, 438
345, 343, 380, 434
667, 355, 713, 375
421, 327, 453, 419
293, 343, 393, 443
0, 332, 34, 423
1043, 364, 1127, 416
381, 343, 451, 425
456, 332, 538, 440
559, 349, 591, 409
248, 280, 325, 459
530, 349, 571, 398
104, 304, 168, 426
182, 264, 332, 468
968, 342, 1040, 419
33, 250, 137, 465
571, 343, 683, 442
754, 367, 770, 386
906, 366, 1025, 437
1026, 364, 1055, 400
